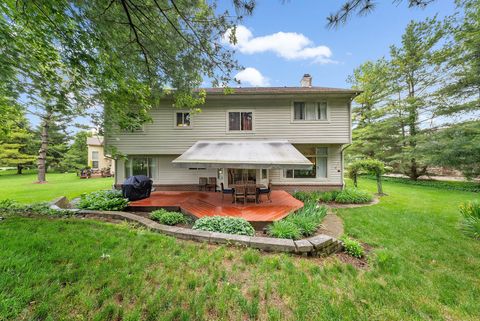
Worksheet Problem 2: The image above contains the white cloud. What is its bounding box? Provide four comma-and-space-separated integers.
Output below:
234, 67, 269, 86
223, 25, 335, 64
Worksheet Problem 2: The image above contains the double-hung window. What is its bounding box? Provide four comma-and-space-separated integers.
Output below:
176, 112, 191, 127
284, 147, 328, 179
91, 151, 99, 169
293, 102, 327, 121
228, 111, 253, 131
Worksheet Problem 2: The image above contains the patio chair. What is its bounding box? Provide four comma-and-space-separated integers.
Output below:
206, 177, 217, 192
198, 177, 208, 191
234, 184, 246, 204
245, 183, 257, 203
258, 182, 272, 203
220, 182, 234, 202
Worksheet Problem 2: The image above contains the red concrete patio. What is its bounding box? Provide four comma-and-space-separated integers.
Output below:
128, 190, 303, 227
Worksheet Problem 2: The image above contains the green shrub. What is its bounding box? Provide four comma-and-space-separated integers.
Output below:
459, 200, 480, 239
150, 209, 187, 226
364, 175, 480, 193
267, 220, 302, 240
0, 199, 71, 217
78, 190, 129, 211
341, 236, 365, 258
192, 216, 255, 236
318, 191, 340, 202
334, 188, 373, 204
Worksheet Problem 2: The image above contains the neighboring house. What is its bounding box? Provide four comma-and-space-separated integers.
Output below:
87, 136, 114, 173
107, 74, 360, 192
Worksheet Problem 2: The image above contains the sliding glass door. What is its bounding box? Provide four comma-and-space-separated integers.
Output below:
227, 169, 256, 185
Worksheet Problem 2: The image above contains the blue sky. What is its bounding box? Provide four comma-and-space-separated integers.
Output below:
27, 1, 458, 130
221, 0, 457, 89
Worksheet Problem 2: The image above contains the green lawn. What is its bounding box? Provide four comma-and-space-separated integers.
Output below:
0, 179, 479, 320
0, 170, 113, 203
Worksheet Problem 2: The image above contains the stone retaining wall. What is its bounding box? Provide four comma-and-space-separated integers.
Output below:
49, 198, 343, 256
78, 209, 342, 256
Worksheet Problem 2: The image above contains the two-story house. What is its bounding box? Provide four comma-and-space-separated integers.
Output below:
107, 74, 359, 192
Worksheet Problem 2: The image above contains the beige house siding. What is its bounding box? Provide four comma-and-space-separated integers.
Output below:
116, 155, 217, 185
115, 145, 343, 191
108, 93, 352, 191
106, 95, 351, 155
87, 144, 114, 173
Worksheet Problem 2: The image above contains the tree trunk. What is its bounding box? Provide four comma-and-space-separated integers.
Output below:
376, 172, 383, 194
17, 164, 23, 175
37, 114, 51, 183
353, 173, 358, 188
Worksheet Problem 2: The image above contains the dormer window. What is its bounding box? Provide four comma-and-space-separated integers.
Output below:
293, 102, 327, 121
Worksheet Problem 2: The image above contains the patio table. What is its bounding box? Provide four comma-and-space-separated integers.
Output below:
231, 184, 266, 204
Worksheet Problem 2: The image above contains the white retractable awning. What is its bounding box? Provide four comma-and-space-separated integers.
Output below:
172, 140, 313, 169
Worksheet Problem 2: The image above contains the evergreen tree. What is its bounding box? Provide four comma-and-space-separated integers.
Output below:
60, 131, 91, 172
0, 112, 36, 174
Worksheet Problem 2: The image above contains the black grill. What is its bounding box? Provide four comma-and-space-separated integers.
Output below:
122, 175, 153, 201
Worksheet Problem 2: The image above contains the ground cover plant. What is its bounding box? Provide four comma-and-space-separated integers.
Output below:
459, 200, 480, 239
0, 178, 479, 320
0, 170, 113, 203
192, 216, 255, 236
150, 209, 188, 226
0, 199, 71, 218
78, 190, 129, 211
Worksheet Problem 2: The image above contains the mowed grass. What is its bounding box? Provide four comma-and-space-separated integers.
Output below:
0, 170, 113, 203
0, 179, 479, 320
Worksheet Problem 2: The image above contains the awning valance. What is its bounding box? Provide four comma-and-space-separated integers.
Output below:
172, 140, 313, 169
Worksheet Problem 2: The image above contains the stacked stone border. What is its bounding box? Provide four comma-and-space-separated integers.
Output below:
50, 196, 343, 256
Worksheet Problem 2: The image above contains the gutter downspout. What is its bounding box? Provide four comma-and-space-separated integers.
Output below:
341, 95, 357, 189
341, 144, 351, 190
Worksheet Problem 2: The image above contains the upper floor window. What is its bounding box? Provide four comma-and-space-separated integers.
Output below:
228, 111, 253, 131
293, 102, 327, 121
176, 112, 191, 127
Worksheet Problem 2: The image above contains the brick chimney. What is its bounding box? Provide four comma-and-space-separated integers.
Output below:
300, 74, 312, 87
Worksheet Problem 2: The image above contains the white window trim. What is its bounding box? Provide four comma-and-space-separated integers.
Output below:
283, 147, 329, 180
225, 110, 255, 133
290, 100, 330, 123
125, 156, 156, 179
173, 110, 193, 129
